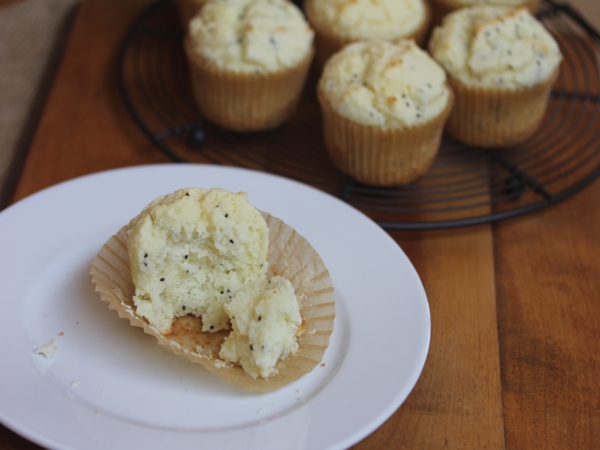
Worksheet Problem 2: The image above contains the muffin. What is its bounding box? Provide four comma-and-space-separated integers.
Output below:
304, 0, 430, 72
126, 188, 269, 335
91, 188, 335, 391
429, 6, 562, 147
428, 0, 539, 25
219, 275, 304, 379
184, 0, 315, 131
317, 40, 453, 186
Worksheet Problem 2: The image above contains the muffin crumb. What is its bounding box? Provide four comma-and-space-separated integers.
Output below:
34, 338, 58, 359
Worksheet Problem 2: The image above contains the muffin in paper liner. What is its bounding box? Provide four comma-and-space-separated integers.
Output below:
443, 70, 558, 147
304, 0, 431, 73
428, 5, 561, 147
183, 37, 314, 132
90, 212, 335, 392
317, 85, 454, 187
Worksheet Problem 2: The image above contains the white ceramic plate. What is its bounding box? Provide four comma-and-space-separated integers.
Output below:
0, 164, 430, 450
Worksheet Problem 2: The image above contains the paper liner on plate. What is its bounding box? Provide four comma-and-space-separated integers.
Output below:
90, 212, 335, 392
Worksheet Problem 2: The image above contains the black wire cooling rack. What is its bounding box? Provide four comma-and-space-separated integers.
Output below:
118, 0, 600, 230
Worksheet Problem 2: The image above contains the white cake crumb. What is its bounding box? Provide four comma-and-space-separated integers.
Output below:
70, 381, 80, 388
34, 338, 58, 359
127, 187, 308, 380
213, 359, 231, 369
127, 188, 269, 335
219, 276, 302, 378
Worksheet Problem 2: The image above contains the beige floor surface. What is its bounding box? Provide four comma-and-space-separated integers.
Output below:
0, 0, 79, 207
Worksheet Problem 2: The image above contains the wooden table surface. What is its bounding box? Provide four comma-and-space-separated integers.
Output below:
1, 0, 599, 448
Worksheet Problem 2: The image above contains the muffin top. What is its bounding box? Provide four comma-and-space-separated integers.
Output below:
188, 0, 314, 73
429, 6, 562, 88
441, 0, 534, 6
318, 40, 451, 128
307, 0, 427, 41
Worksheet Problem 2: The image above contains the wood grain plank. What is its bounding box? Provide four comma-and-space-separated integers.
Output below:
0, 426, 43, 450
0, 0, 21, 8
352, 226, 506, 449
495, 179, 600, 449
493, 8, 600, 446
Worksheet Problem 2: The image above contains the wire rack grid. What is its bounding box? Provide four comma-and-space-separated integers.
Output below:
118, 0, 600, 230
